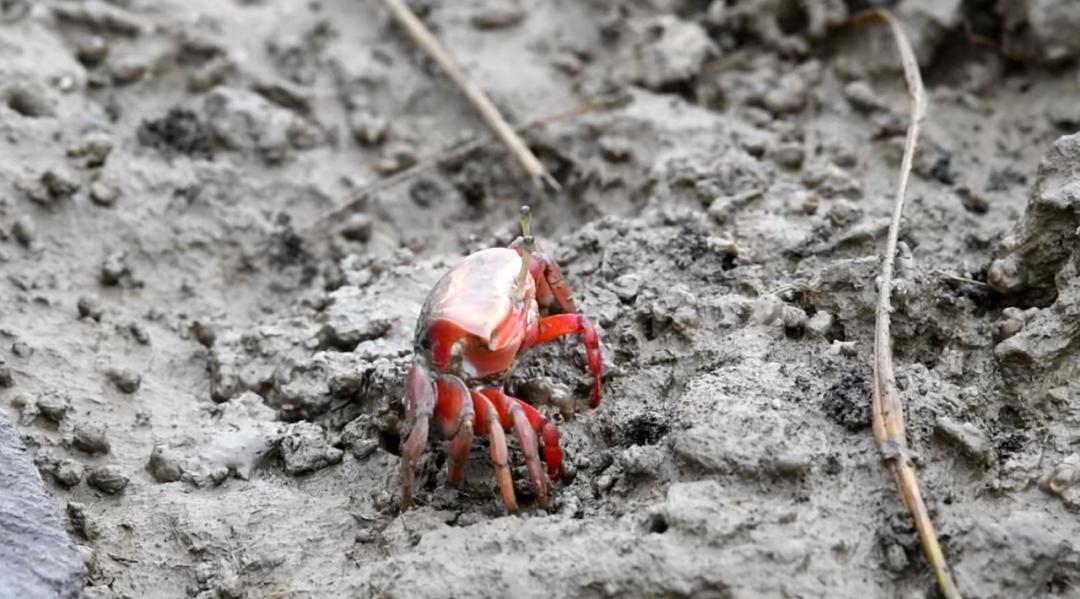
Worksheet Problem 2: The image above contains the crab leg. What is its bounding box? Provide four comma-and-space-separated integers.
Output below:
434, 376, 475, 487
482, 389, 551, 507
471, 391, 518, 513
401, 357, 436, 509
526, 314, 604, 408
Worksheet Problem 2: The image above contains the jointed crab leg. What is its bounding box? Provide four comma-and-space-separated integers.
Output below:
401, 358, 437, 508
472, 392, 518, 512
434, 376, 475, 487
527, 314, 603, 408
483, 389, 550, 507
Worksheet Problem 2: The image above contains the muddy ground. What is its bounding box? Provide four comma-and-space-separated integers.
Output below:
3, 0, 1080, 597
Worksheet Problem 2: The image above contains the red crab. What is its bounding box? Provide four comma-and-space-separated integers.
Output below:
400, 206, 603, 513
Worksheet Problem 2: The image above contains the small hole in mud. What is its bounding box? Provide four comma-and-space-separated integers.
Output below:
379, 430, 401, 456
646, 513, 668, 534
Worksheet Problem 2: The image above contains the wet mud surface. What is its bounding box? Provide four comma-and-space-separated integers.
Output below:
3, 1, 1080, 597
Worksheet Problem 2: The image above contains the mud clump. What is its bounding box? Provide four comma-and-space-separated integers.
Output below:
137, 108, 214, 158
821, 368, 871, 432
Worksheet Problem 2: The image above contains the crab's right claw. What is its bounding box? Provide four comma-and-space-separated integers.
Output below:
401, 357, 436, 509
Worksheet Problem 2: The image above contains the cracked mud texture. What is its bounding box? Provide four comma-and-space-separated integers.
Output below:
3, 0, 1080, 598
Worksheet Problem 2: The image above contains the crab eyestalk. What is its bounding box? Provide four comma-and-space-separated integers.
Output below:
515, 235, 534, 302
519, 204, 531, 238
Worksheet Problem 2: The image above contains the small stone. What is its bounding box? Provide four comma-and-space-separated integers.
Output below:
599, 137, 634, 163
36, 392, 70, 423
770, 450, 811, 478
277, 422, 344, 475
11, 341, 32, 357
66, 132, 113, 168
76, 36, 110, 66
6, 83, 54, 117
843, 80, 886, 113
611, 274, 642, 302
100, 250, 130, 285
53, 460, 84, 488
128, 322, 151, 345
72, 422, 111, 455
806, 311, 834, 337
780, 305, 808, 330
883, 542, 908, 573
42, 169, 80, 198
190, 321, 216, 348
339, 213, 373, 242
11, 393, 37, 424
77, 295, 104, 321
349, 111, 389, 146
87, 465, 129, 494
107, 368, 141, 393
111, 57, 147, 84
935, 416, 992, 465
769, 143, 804, 169
763, 73, 809, 115
12, 215, 35, 246
0, 365, 13, 388
149, 444, 184, 483
67, 502, 100, 540
471, 4, 527, 30
373, 143, 418, 176
89, 179, 121, 206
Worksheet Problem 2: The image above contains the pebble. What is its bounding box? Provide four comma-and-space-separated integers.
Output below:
107, 367, 141, 393
373, 143, 418, 176
935, 416, 992, 465
42, 168, 80, 198
149, 444, 184, 483
12, 215, 35, 246
100, 250, 130, 285
89, 179, 121, 206
76, 36, 110, 66
349, 110, 389, 146
471, 4, 527, 30
0, 365, 13, 388
5, 83, 54, 117
843, 80, 886, 113
77, 295, 104, 321
763, 73, 809, 115
768, 142, 804, 169
72, 422, 111, 455
53, 459, 84, 488
87, 465, 129, 494
277, 422, 344, 475
339, 213, 373, 242
37, 392, 70, 423
66, 502, 100, 540
806, 311, 834, 337
66, 132, 114, 168
599, 137, 634, 163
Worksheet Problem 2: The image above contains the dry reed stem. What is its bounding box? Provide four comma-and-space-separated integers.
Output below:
377, 0, 558, 191
853, 9, 962, 599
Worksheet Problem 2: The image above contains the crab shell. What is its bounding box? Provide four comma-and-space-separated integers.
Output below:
414, 247, 540, 383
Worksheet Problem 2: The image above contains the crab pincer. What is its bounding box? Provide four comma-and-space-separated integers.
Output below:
399, 206, 603, 513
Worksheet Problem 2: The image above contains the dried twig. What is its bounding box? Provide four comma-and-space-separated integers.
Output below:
852, 10, 962, 599
377, 0, 558, 191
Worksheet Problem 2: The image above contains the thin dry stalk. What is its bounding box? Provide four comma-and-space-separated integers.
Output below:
377, 0, 558, 191
854, 10, 962, 599
302, 95, 618, 231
